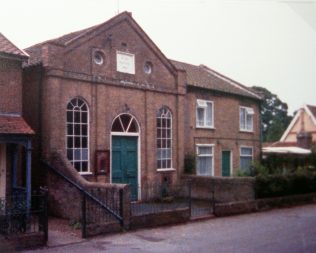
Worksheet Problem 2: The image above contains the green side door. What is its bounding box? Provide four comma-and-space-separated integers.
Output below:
112, 136, 138, 200
222, 151, 231, 177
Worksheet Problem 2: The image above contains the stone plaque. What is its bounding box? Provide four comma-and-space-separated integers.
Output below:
116, 51, 135, 74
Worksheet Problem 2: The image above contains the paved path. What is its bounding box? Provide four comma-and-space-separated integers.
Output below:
24, 204, 316, 253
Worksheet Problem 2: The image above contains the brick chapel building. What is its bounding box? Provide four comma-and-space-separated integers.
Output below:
22, 12, 261, 201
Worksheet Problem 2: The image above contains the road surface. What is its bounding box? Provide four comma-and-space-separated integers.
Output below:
24, 204, 316, 253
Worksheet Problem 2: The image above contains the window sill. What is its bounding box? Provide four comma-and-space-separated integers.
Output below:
79, 172, 93, 176
196, 126, 215, 130
157, 168, 176, 172
239, 129, 254, 133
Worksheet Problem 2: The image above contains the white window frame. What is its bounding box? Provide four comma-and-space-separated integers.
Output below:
196, 99, 214, 128
66, 97, 90, 175
239, 106, 254, 132
239, 146, 253, 171
196, 144, 215, 176
156, 107, 174, 171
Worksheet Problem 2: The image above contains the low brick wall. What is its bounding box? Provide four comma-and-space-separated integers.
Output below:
214, 192, 316, 217
182, 175, 255, 203
130, 208, 190, 230
86, 221, 122, 237
4, 232, 46, 251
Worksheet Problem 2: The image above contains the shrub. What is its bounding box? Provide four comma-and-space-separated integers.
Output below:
255, 172, 316, 198
184, 153, 196, 174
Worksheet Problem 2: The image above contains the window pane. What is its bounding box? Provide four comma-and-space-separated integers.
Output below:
240, 108, 245, 129
67, 111, 73, 122
74, 124, 80, 135
197, 156, 212, 175
82, 148, 88, 160
241, 148, 252, 156
81, 162, 88, 172
74, 162, 81, 172
82, 137, 88, 148
67, 137, 73, 148
128, 119, 138, 132
82, 112, 87, 123
246, 114, 253, 130
112, 118, 124, 132
75, 137, 81, 148
206, 103, 212, 126
74, 149, 81, 160
74, 111, 80, 123
120, 114, 131, 131
197, 107, 204, 126
198, 146, 212, 155
67, 149, 73, 160
82, 125, 87, 136
67, 124, 73, 135
240, 157, 252, 171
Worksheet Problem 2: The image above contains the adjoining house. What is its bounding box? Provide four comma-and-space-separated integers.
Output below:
172, 61, 262, 176
21, 11, 261, 212
0, 33, 34, 206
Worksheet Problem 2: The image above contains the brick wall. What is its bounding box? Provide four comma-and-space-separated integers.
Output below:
0, 58, 22, 114
183, 175, 255, 203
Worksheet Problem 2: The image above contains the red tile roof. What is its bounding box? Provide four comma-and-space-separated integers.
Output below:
171, 60, 261, 100
0, 33, 28, 59
0, 114, 34, 135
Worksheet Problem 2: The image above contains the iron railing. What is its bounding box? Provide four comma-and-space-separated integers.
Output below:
0, 189, 48, 240
131, 182, 191, 216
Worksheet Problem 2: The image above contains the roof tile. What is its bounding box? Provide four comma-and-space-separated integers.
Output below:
171, 60, 261, 100
0, 114, 34, 135
0, 33, 28, 58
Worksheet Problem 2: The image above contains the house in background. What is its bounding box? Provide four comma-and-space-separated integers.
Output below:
280, 104, 316, 149
0, 33, 34, 207
21, 12, 261, 217
262, 105, 315, 170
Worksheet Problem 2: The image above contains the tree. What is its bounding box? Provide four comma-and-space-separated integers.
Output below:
252, 86, 292, 142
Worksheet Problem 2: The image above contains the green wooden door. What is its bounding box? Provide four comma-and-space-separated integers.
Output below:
222, 151, 231, 177
112, 136, 138, 200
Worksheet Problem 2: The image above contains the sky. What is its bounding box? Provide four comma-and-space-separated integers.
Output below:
1, 0, 315, 115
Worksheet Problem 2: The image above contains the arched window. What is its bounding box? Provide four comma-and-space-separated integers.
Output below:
66, 98, 89, 173
156, 107, 172, 169
111, 114, 139, 133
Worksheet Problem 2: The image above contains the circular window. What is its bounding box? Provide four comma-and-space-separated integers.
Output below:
94, 51, 104, 65
144, 61, 153, 74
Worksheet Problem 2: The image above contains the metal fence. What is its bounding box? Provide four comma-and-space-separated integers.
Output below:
131, 182, 191, 216
80, 187, 126, 237
0, 189, 48, 240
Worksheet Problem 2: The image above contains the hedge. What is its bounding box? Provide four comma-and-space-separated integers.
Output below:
255, 173, 316, 198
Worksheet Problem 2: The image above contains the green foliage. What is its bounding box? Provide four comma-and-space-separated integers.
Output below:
255, 172, 316, 198
69, 219, 81, 230
236, 161, 270, 177
252, 86, 292, 142
184, 153, 196, 174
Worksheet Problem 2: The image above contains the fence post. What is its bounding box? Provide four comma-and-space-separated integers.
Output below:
42, 188, 48, 243
119, 188, 123, 223
81, 192, 86, 238
212, 188, 215, 214
188, 180, 192, 218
